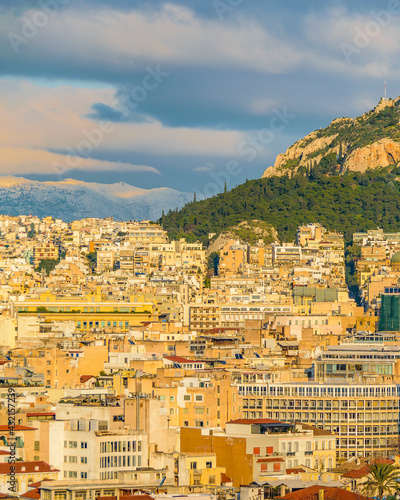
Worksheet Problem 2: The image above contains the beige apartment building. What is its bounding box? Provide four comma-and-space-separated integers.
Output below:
187, 301, 292, 332
33, 242, 59, 266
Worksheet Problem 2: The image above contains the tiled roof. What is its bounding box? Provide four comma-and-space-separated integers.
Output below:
20, 489, 40, 499
221, 473, 232, 483
342, 459, 395, 479
342, 466, 369, 479
164, 356, 199, 364
0, 461, 58, 474
277, 486, 373, 500
286, 468, 306, 474
0, 425, 36, 431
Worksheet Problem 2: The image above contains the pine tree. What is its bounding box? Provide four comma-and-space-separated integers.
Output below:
224, 182, 227, 194
193, 191, 197, 202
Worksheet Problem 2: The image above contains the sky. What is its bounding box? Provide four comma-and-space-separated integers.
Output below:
1, 0, 400, 196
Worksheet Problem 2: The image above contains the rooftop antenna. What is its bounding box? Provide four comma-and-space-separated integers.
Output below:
384, 81, 387, 99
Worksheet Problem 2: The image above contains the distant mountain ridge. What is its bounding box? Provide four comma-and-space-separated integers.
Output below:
0, 177, 196, 221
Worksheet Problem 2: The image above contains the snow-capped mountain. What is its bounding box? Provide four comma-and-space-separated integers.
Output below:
0, 177, 197, 221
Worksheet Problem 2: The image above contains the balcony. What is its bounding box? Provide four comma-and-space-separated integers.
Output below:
305, 451, 313, 455
286, 452, 296, 456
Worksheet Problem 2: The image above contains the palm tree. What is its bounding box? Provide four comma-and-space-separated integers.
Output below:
362, 462, 400, 500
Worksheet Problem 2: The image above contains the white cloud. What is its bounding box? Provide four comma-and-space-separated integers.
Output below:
193, 162, 215, 172
303, 7, 400, 78
0, 147, 160, 176
1, 3, 302, 75
0, 79, 247, 176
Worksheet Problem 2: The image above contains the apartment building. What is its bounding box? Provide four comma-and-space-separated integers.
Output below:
126, 222, 168, 244
97, 250, 114, 272
315, 341, 400, 380
41, 419, 148, 480
33, 242, 59, 266
188, 302, 292, 331
237, 381, 399, 460
0, 461, 59, 495
181, 419, 335, 487
40, 479, 155, 500
14, 294, 155, 334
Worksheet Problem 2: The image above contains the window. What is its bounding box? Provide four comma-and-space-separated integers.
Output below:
81, 457, 87, 463
253, 447, 260, 456
68, 441, 77, 448
81, 472, 87, 479
190, 462, 197, 469
206, 462, 212, 469
81, 442, 87, 449
68, 456, 77, 463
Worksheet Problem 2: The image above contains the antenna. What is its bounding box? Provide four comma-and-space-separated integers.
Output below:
384, 81, 387, 99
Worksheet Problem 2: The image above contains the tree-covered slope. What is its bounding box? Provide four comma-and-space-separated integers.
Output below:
161, 167, 400, 244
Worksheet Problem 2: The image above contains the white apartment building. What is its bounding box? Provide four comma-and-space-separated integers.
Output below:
237, 382, 399, 460
37, 419, 148, 480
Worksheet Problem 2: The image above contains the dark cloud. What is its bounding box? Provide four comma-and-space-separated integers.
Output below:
85, 103, 127, 122
2, 0, 400, 192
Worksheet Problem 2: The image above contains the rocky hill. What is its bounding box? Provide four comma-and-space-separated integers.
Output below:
207, 220, 279, 254
263, 97, 400, 178
162, 97, 400, 246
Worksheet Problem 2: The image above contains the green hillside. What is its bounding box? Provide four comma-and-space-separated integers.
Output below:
161, 167, 400, 244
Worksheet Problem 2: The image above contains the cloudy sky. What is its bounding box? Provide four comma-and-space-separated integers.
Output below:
1, 0, 399, 195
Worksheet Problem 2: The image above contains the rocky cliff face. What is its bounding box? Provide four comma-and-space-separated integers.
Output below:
263, 132, 339, 177
342, 138, 400, 173
262, 97, 400, 178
